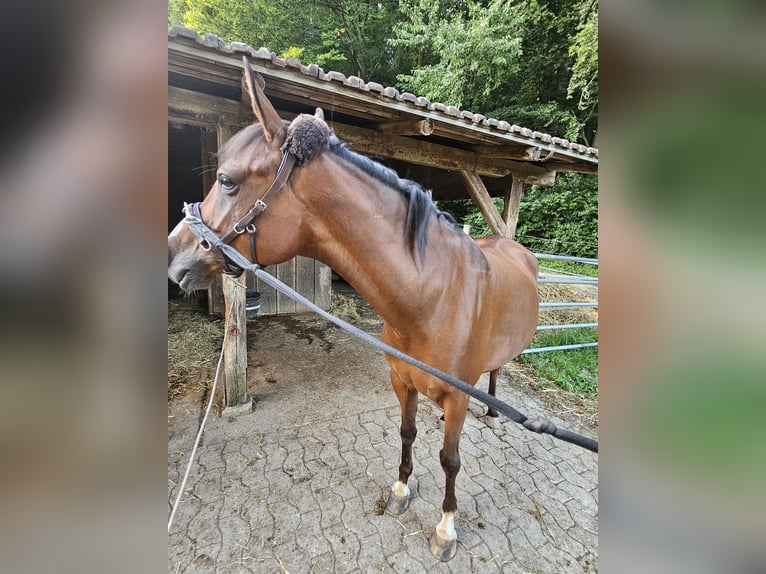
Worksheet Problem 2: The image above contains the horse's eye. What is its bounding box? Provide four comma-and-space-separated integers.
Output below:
218, 174, 237, 192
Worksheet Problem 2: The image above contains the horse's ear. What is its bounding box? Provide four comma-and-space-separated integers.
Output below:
242, 56, 285, 147
314, 107, 325, 121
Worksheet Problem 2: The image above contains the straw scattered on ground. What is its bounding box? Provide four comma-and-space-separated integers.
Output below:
168, 299, 224, 401
537, 282, 598, 325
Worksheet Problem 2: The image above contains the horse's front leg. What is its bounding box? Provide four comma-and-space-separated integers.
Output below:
486, 368, 499, 418
386, 370, 418, 514
430, 392, 469, 561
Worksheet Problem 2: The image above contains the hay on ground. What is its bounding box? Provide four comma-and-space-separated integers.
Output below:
168, 299, 224, 401
537, 283, 598, 325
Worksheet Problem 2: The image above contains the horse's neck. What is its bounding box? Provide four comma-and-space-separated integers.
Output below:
296, 155, 452, 330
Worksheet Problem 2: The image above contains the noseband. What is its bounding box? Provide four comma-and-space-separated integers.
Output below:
183, 151, 297, 276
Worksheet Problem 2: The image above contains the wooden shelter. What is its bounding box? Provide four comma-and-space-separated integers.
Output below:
167, 26, 598, 408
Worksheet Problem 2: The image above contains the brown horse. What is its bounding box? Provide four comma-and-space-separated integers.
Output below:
168, 61, 539, 561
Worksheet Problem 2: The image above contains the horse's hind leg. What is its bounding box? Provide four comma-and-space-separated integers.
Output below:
430, 393, 469, 561
486, 368, 499, 418
387, 371, 418, 515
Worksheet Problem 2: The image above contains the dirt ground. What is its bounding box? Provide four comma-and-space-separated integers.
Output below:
168, 283, 598, 573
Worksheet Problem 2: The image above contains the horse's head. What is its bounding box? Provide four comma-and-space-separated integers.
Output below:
168, 57, 330, 291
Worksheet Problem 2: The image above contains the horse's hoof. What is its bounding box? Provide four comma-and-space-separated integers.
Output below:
386, 493, 410, 515
429, 533, 457, 561
484, 414, 498, 429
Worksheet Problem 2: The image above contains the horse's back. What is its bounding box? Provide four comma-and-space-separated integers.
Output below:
475, 235, 538, 278
474, 235, 539, 369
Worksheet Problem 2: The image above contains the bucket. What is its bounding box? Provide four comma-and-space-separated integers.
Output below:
245, 291, 261, 318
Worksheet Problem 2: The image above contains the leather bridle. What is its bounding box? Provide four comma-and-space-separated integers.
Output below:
183, 151, 297, 277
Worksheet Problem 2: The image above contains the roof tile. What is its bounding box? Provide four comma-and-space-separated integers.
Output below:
253, 47, 273, 61
326, 71, 347, 83
344, 75, 364, 88
201, 33, 223, 49
229, 41, 253, 55
381, 87, 400, 99
285, 57, 302, 69
301, 63, 322, 78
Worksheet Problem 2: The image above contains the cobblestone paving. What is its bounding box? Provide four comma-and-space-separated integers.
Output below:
168, 316, 598, 573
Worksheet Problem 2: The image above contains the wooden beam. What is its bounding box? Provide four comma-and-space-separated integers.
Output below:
458, 171, 507, 236
168, 85, 245, 128
474, 144, 539, 161
332, 123, 555, 185
377, 118, 434, 136
502, 176, 525, 239
217, 123, 249, 408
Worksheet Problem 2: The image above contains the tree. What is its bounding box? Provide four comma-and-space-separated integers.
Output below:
169, 0, 402, 83
390, 0, 524, 111
567, 0, 598, 144
516, 173, 598, 258
389, 0, 598, 143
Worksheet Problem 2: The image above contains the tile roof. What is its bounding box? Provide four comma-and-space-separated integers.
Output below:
168, 26, 598, 165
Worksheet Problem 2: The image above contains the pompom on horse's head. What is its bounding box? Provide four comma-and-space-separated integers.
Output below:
168, 58, 330, 291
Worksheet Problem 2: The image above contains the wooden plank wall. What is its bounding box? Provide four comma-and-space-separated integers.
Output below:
246, 257, 331, 315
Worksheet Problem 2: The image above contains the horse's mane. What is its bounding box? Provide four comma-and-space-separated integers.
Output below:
220, 124, 457, 261
328, 136, 456, 261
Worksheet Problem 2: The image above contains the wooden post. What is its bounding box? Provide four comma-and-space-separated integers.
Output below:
218, 122, 250, 411
222, 275, 249, 408
502, 175, 525, 239
458, 170, 507, 236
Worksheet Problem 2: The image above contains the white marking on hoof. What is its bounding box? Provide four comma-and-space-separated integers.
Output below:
392, 480, 410, 498
435, 511, 457, 541
484, 414, 498, 429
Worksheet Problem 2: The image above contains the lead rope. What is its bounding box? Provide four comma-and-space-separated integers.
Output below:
183, 210, 598, 453
168, 321, 228, 533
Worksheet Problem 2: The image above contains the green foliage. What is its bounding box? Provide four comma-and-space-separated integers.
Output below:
437, 172, 597, 259
567, 0, 598, 142
517, 173, 598, 257
390, 0, 598, 143
520, 328, 598, 396
391, 0, 523, 109
537, 258, 598, 277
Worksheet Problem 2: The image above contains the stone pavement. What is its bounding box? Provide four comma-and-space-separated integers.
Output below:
168, 314, 598, 573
